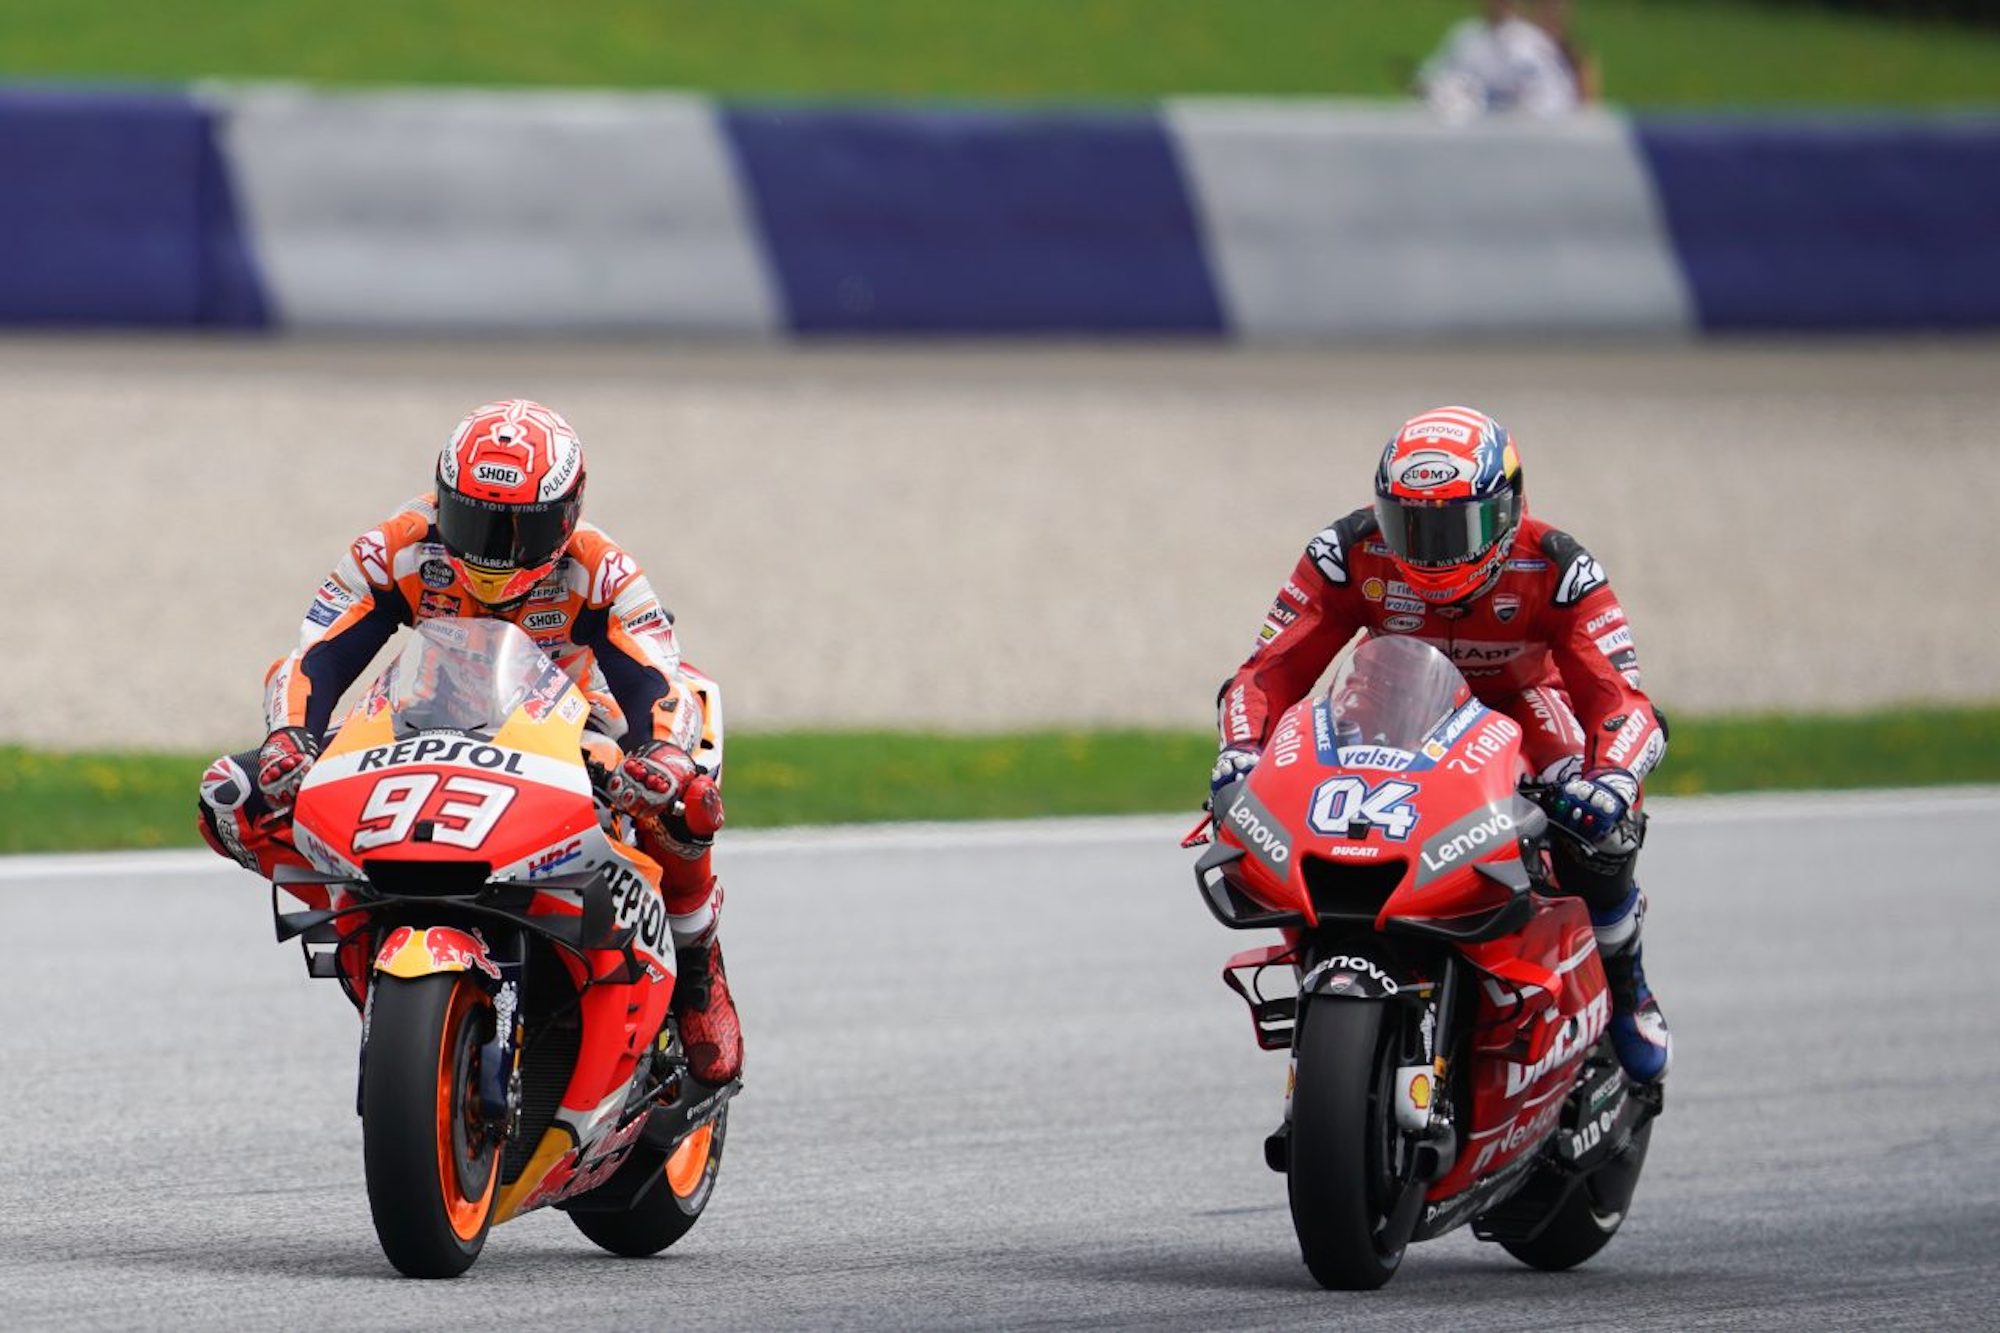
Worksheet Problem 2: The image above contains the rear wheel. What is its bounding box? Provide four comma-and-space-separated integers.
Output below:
1288, 1000, 1409, 1290
569, 1106, 729, 1257
1502, 1118, 1654, 1271
362, 973, 498, 1278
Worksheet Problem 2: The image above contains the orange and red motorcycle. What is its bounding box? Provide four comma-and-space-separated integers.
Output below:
1195, 635, 1660, 1290
272, 617, 736, 1277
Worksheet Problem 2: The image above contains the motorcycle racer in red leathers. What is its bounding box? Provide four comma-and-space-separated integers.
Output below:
197, 399, 742, 1085
1214, 405, 1670, 1082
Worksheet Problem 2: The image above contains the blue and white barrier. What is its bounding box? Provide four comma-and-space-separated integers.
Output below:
4, 85, 1997, 336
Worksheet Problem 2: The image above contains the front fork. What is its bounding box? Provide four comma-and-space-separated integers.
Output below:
1267, 951, 1462, 1184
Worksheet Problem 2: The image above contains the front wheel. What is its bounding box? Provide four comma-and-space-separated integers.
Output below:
1288, 1000, 1409, 1290
362, 973, 499, 1278
570, 1106, 729, 1257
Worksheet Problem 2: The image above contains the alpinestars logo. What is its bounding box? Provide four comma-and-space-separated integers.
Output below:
1554, 552, 1607, 606
1307, 526, 1347, 584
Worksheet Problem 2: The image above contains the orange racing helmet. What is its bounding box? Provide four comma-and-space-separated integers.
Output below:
436, 400, 586, 607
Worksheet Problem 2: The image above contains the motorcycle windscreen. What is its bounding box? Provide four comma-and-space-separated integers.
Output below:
383, 617, 566, 737
1323, 636, 1473, 751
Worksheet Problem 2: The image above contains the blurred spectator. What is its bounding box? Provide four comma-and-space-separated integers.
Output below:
1416, 0, 1580, 121
1533, 0, 1602, 104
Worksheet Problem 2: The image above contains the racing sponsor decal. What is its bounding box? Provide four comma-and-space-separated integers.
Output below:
591, 551, 636, 605
1304, 953, 1400, 996
1414, 802, 1522, 884
1427, 700, 1488, 750
317, 578, 356, 609
1384, 613, 1424, 633
1505, 558, 1548, 572
418, 590, 460, 618
528, 570, 570, 603
623, 602, 669, 635
1594, 625, 1634, 656
526, 837, 584, 880
1400, 420, 1474, 444
1554, 551, 1606, 606
1585, 605, 1626, 635
1223, 684, 1255, 747
1362, 577, 1386, 601
539, 440, 582, 500
471, 461, 525, 488
305, 600, 340, 628
1394, 450, 1469, 490
1384, 594, 1425, 614
523, 609, 569, 632
1447, 642, 1522, 668
1269, 713, 1306, 768
1224, 784, 1293, 878
420, 558, 455, 589
1337, 744, 1418, 771
1306, 526, 1348, 584
1445, 715, 1520, 777
1605, 713, 1651, 768
1312, 699, 1335, 762
352, 531, 389, 586
1504, 991, 1611, 1096
1469, 1096, 1566, 1174
1493, 594, 1520, 623
353, 736, 530, 775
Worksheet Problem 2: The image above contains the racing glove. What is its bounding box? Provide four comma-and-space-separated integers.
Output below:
606, 740, 704, 822
1208, 747, 1260, 807
256, 726, 320, 808
1551, 767, 1641, 852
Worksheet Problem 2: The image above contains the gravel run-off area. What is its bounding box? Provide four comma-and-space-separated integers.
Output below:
8, 336, 1997, 751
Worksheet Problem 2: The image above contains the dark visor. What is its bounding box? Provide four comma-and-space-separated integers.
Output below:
437, 487, 578, 568
1373, 491, 1519, 568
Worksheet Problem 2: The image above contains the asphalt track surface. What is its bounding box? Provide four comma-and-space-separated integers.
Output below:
3, 790, 1998, 1330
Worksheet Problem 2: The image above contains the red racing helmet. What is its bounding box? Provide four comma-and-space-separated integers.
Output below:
436, 400, 586, 606
1371, 406, 1524, 604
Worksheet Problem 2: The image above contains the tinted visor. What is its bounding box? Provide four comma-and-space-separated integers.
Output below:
437, 486, 578, 569
1373, 490, 1519, 568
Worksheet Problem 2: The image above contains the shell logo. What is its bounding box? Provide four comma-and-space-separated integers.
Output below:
1408, 1072, 1433, 1110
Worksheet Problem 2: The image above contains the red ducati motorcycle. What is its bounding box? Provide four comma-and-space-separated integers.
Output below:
270, 618, 737, 1277
1195, 635, 1660, 1290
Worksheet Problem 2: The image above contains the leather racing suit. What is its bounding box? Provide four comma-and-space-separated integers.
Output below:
198, 493, 727, 950
1218, 506, 1667, 916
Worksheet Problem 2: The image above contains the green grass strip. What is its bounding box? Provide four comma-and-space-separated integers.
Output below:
3, 706, 1997, 854
2, 0, 1997, 108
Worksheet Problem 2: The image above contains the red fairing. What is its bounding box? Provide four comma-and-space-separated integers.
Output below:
297, 765, 597, 868
1219, 511, 1666, 781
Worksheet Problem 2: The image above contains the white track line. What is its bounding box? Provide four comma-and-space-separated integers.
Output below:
3, 786, 1997, 882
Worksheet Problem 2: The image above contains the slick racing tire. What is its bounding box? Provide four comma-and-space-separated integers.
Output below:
362, 973, 499, 1278
570, 1106, 729, 1257
1288, 999, 1408, 1291
1501, 1117, 1653, 1272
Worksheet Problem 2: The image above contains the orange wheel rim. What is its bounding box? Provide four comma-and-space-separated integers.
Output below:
664, 1123, 713, 1198
435, 982, 498, 1242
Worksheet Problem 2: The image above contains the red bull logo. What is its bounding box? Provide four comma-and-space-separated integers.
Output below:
374, 925, 501, 981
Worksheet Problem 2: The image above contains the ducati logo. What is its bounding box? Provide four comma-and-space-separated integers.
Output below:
1493, 594, 1520, 623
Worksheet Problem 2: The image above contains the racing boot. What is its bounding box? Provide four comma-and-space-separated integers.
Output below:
672, 931, 742, 1085
1593, 886, 1670, 1083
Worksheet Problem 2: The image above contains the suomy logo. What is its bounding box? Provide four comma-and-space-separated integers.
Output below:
1396, 450, 1465, 491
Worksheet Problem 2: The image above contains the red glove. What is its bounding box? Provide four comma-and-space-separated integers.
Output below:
606, 740, 701, 821
256, 726, 320, 807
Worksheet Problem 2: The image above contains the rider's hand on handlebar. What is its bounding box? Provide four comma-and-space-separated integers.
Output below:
1548, 767, 1641, 851
256, 726, 320, 808
1208, 747, 1260, 808
606, 739, 702, 822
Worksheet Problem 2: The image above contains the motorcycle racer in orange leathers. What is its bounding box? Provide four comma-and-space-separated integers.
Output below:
1213, 406, 1670, 1082
198, 399, 742, 1085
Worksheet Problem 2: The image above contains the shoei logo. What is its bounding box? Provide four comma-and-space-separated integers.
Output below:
473, 462, 525, 488
1396, 451, 1466, 490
